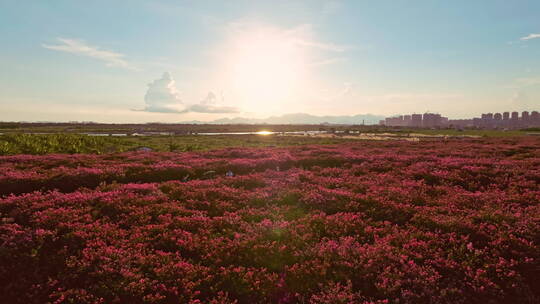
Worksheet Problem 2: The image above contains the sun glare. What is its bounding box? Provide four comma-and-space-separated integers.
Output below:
255, 130, 273, 135
225, 27, 307, 113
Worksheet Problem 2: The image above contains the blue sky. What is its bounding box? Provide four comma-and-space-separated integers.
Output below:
1, 0, 539, 122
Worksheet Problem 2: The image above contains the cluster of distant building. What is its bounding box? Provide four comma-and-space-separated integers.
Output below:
381, 113, 447, 128
381, 111, 540, 129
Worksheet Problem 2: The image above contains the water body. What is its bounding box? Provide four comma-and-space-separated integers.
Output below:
197, 130, 329, 136
11, 131, 329, 137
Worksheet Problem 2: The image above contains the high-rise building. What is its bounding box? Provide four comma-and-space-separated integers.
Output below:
403, 115, 411, 126
441, 117, 449, 125
385, 116, 407, 126
422, 113, 441, 127
383, 110, 537, 129
531, 111, 540, 122
411, 114, 422, 127
511, 112, 519, 120
394, 116, 405, 127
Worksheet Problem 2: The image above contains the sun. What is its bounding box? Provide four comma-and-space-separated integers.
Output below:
255, 130, 273, 135
224, 26, 307, 114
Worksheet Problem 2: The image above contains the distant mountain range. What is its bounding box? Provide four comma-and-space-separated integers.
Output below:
180, 113, 385, 125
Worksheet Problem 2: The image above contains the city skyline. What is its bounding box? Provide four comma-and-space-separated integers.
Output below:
383, 109, 540, 129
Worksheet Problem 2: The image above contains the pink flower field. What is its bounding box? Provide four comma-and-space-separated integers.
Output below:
1, 138, 539, 303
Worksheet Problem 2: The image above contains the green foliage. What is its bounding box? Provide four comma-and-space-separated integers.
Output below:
0, 134, 351, 155
521, 127, 540, 132
2, 129, 530, 156
0, 134, 127, 155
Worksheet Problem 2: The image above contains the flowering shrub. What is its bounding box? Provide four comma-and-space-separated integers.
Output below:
0, 138, 539, 303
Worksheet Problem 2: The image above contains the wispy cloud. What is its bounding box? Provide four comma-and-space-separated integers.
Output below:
369, 93, 462, 102
318, 86, 461, 104
310, 57, 347, 67
505, 77, 540, 89
286, 24, 351, 52
43, 38, 136, 70
190, 92, 239, 113
515, 77, 540, 86
520, 33, 540, 41
509, 90, 537, 109
317, 82, 356, 102
188, 103, 239, 113
293, 39, 347, 52
227, 22, 351, 53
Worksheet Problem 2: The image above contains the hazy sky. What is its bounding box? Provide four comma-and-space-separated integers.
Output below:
1, 0, 539, 123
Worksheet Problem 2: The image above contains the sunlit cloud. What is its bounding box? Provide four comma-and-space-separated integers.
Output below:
136, 72, 187, 113
310, 57, 347, 67
225, 22, 350, 53
200, 91, 218, 105
135, 73, 238, 114
42, 38, 136, 70
520, 33, 540, 41
187, 91, 239, 113
188, 103, 239, 113
285, 24, 350, 52
293, 39, 347, 52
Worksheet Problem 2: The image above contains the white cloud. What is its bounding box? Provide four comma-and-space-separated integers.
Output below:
201, 91, 217, 105
341, 82, 354, 96
505, 77, 540, 89
286, 24, 350, 52
509, 90, 536, 109
317, 85, 461, 105
137, 72, 187, 113
520, 33, 540, 41
136, 73, 238, 114
43, 38, 136, 70
515, 77, 540, 86
226, 22, 350, 53
507, 79, 540, 110
293, 39, 347, 52
185, 91, 239, 113
317, 82, 356, 102
368, 93, 462, 102
188, 103, 239, 113
310, 57, 347, 67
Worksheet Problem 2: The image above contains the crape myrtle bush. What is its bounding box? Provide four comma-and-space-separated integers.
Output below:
0, 138, 539, 303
